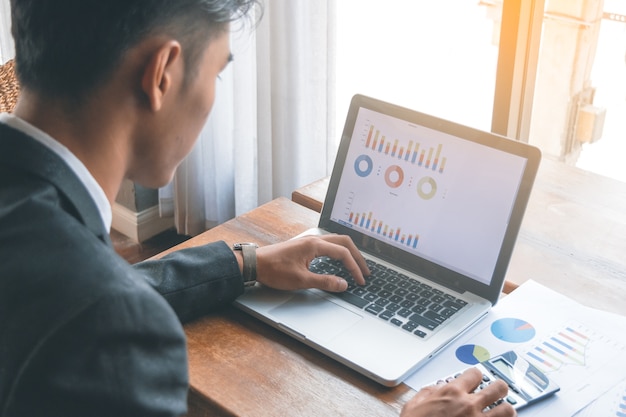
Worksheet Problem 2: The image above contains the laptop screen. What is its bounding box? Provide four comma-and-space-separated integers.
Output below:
320, 95, 541, 302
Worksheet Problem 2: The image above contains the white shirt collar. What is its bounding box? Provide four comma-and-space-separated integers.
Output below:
0, 113, 112, 232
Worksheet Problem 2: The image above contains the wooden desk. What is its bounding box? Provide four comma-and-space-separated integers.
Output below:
157, 198, 414, 417
292, 157, 626, 316
156, 157, 625, 416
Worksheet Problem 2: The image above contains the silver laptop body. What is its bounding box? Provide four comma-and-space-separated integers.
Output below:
235, 94, 541, 386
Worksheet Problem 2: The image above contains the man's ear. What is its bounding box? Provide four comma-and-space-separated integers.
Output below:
141, 40, 183, 112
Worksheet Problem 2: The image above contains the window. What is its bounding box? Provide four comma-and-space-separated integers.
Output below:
336, 0, 501, 133
336, 0, 626, 184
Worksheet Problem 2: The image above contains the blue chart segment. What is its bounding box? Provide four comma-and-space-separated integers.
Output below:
455, 344, 491, 365
490, 318, 536, 343
354, 154, 373, 177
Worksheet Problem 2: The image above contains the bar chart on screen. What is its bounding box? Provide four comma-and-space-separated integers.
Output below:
342, 191, 421, 249
361, 124, 449, 174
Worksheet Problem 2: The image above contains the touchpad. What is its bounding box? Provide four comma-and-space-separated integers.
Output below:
269, 291, 363, 343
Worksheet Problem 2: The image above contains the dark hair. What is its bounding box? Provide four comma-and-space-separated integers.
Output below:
10, 0, 259, 101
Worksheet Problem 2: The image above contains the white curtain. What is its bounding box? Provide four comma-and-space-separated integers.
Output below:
160, 0, 338, 236
0, 0, 15, 64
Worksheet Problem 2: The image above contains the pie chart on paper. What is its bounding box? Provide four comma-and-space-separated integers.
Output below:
490, 318, 536, 343
455, 344, 491, 365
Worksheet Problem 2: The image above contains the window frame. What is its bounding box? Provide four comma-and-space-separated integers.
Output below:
492, 0, 545, 142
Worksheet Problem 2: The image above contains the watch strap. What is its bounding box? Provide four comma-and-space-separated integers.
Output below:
233, 242, 258, 287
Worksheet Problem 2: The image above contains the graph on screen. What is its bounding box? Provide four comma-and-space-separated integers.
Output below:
363, 124, 449, 173
330, 106, 528, 284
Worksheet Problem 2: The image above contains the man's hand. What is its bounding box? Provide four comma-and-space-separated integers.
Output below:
254, 234, 369, 292
401, 368, 516, 417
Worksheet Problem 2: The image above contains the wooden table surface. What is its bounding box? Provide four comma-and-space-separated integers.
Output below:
292, 157, 626, 316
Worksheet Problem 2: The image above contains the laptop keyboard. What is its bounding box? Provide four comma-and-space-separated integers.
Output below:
309, 256, 467, 338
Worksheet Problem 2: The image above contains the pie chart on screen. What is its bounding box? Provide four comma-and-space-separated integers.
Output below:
490, 318, 536, 343
455, 344, 491, 365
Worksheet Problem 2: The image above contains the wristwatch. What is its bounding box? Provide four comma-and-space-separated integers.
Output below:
233, 242, 258, 287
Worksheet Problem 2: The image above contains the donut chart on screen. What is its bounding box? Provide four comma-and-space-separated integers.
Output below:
491, 318, 536, 343
384, 165, 404, 188
354, 155, 373, 177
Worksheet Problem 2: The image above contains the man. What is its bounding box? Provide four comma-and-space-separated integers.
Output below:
0, 1, 515, 416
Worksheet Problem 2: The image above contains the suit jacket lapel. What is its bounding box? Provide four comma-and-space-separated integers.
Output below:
0, 123, 112, 246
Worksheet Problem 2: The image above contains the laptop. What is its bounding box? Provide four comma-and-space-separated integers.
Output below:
234, 94, 541, 386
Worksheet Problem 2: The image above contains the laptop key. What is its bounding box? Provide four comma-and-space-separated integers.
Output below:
378, 290, 393, 299
389, 295, 403, 303
441, 308, 456, 317
375, 298, 390, 307
386, 303, 401, 312
431, 295, 445, 304
372, 277, 387, 286
443, 300, 464, 311
406, 293, 420, 302
395, 288, 409, 297
411, 305, 427, 314
423, 310, 447, 324
397, 278, 411, 289
335, 291, 369, 309
420, 290, 434, 298
408, 313, 440, 330
366, 304, 384, 315
428, 303, 444, 313
364, 293, 378, 302
353, 287, 367, 297
379, 310, 395, 320
402, 321, 419, 332
367, 284, 382, 293
417, 298, 431, 306
414, 329, 427, 338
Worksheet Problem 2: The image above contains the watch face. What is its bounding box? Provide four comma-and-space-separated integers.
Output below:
234, 242, 258, 250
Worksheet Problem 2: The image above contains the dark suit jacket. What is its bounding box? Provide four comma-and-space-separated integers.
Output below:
0, 123, 245, 416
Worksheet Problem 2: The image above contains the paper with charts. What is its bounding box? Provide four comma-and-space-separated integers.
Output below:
404, 280, 626, 417
574, 377, 626, 417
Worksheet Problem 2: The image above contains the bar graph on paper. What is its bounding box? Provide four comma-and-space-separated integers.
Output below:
521, 321, 626, 389
517, 320, 626, 417
524, 324, 591, 372
362, 124, 448, 174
